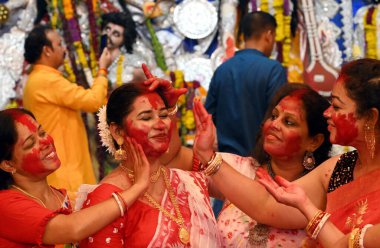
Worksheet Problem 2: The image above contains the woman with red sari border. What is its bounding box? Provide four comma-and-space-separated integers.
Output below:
79, 65, 221, 247
192, 58, 380, 247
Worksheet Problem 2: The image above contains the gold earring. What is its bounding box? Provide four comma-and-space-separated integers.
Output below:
364, 122, 376, 159
114, 137, 127, 161
10, 168, 16, 175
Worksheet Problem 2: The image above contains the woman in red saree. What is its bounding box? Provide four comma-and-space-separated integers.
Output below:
79, 70, 221, 247
0, 108, 149, 247
192, 58, 380, 246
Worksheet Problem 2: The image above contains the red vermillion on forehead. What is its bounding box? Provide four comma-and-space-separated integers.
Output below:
143, 92, 165, 109
8, 110, 37, 133
277, 95, 305, 122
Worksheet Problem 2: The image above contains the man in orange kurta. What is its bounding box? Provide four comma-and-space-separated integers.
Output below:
23, 25, 112, 196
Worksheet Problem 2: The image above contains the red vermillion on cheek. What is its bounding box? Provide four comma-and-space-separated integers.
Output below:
126, 120, 166, 157
21, 148, 46, 174
331, 112, 358, 145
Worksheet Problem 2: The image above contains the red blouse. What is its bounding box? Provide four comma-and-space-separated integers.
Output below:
0, 188, 72, 248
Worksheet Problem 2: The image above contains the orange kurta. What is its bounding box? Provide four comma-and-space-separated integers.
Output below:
23, 64, 107, 195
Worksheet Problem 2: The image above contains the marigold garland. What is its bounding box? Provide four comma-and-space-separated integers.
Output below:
116, 55, 124, 87
169, 70, 207, 145
364, 6, 377, 59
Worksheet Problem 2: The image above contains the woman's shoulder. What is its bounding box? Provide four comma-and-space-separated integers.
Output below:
78, 183, 122, 209
312, 151, 355, 192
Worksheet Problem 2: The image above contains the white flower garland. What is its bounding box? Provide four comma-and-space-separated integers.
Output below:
97, 105, 116, 155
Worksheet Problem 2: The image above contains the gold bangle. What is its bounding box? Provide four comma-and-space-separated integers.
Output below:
167, 104, 178, 116
204, 152, 223, 176
348, 228, 360, 248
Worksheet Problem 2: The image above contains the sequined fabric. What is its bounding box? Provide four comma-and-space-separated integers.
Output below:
328, 150, 358, 192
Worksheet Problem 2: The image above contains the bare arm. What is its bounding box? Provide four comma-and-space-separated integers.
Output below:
256, 171, 380, 248
43, 138, 149, 244
193, 99, 331, 229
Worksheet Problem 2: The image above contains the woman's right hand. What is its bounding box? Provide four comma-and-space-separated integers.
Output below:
125, 137, 150, 191
192, 98, 216, 165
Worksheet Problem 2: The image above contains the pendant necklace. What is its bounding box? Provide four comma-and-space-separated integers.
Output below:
11, 185, 61, 208
120, 164, 162, 183
143, 167, 190, 245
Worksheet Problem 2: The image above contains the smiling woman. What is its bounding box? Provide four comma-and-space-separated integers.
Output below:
0, 108, 150, 247
195, 83, 331, 247
79, 74, 221, 247
193, 58, 380, 248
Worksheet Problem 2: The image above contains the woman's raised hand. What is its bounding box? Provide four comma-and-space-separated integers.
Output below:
256, 167, 308, 210
124, 137, 150, 190
141, 63, 187, 107
193, 98, 216, 165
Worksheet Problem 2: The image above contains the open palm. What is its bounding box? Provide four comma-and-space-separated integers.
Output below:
256, 167, 308, 210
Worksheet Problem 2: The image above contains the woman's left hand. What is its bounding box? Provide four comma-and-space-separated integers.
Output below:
193, 98, 216, 165
141, 63, 187, 107
256, 167, 308, 210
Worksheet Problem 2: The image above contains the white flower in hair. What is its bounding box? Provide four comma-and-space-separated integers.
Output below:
97, 105, 116, 155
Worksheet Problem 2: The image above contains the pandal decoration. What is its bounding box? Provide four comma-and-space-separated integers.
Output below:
364, 6, 378, 59
169, 70, 207, 146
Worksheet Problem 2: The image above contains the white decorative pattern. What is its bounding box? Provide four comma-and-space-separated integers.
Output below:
97, 105, 116, 155
340, 0, 354, 61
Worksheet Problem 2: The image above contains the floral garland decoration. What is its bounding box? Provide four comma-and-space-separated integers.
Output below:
97, 105, 116, 155
146, 18, 167, 71
116, 54, 124, 87
282, 0, 291, 66
169, 70, 207, 146
340, 0, 354, 61
364, 6, 377, 59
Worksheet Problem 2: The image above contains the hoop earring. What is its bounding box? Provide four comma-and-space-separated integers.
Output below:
303, 151, 315, 170
364, 122, 376, 159
114, 138, 127, 161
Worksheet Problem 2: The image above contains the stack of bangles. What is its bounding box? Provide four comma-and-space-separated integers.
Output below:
111, 192, 128, 217
305, 210, 331, 239
97, 68, 108, 78
348, 224, 373, 248
203, 152, 223, 176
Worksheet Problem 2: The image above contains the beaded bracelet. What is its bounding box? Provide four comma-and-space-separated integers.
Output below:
112, 192, 124, 217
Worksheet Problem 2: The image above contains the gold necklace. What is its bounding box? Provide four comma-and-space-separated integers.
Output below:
144, 168, 190, 245
11, 184, 61, 208
121, 164, 162, 183
50, 187, 63, 207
